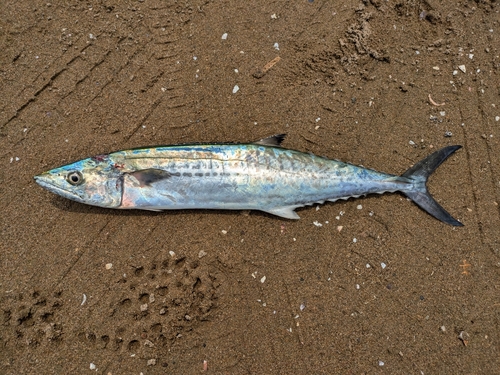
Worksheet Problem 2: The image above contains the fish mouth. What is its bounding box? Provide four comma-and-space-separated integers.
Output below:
34, 174, 84, 202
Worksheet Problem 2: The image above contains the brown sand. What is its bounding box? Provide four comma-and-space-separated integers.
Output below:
1, 1, 499, 374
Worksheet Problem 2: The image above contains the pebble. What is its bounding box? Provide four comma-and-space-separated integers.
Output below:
381, 262, 387, 269
313, 221, 323, 227
147, 359, 157, 366
198, 250, 207, 258
140, 303, 148, 312
221, 33, 228, 40
90, 363, 97, 370
458, 65, 466, 73
105, 263, 113, 270
260, 276, 266, 283
232, 85, 239, 94
273, 42, 279, 50
495, 116, 500, 122
356, 204, 362, 210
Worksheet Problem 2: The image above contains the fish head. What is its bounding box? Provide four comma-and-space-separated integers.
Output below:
34, 154, 123, 208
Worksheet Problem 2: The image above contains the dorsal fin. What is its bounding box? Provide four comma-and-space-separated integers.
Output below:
254, 134, 286, 147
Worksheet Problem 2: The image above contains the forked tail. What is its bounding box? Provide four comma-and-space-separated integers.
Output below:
401, 146, 463, 226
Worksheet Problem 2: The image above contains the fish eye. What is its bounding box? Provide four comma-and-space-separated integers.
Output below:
66, 171, 84, 185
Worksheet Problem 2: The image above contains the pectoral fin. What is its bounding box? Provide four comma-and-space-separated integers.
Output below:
263, 206, 300, 219
128, 169, 172, 187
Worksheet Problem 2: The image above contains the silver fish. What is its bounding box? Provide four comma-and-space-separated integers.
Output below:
34, 135, 462, 226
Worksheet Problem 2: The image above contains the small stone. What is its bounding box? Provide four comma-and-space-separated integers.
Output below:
495, 116, 500, 122
444, 131, 453, 137
458, 65, 466, 73
381, 262, 387, 269
159, 308, 166, 315
90, 363, 97, 370
357, 204, 362, 210
221, 33, 228, 40
149, 294, 155, 303
140, 303, 148, 312
198, 250, 207, 258
260, 276, 266, 283
147, 359, 157, 366
184, 314, 191, 321
440, 325, 446, 332
105, 263, 113, 270
144, 339, 154, 347
169, 251, 175, 257
232, 85, 239, 94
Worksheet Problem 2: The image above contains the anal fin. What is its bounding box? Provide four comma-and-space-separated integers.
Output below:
263, 206, 300, 219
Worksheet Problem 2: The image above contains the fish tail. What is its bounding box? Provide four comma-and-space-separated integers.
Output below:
400, 145, 463, 226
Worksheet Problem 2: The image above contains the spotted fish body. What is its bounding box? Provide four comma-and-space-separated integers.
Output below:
34, 135, 463, 226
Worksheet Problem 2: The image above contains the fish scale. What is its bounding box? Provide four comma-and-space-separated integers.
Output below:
34, 134, 463, 226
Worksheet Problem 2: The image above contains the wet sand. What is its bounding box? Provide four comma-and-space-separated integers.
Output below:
1, 1, 499, 373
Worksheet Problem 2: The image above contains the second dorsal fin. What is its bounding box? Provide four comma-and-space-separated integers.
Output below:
254, 134, 286, 147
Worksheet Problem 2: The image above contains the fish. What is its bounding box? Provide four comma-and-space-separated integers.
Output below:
34, 135, 463, 226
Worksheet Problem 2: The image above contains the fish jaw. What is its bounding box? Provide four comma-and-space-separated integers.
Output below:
34, 157, 123, 208
35, 172, 87, 203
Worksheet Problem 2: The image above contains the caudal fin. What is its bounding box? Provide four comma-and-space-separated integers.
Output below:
401, 146, 463, 226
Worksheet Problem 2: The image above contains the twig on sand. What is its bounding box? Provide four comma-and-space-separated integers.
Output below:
253, 56, 281, 78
